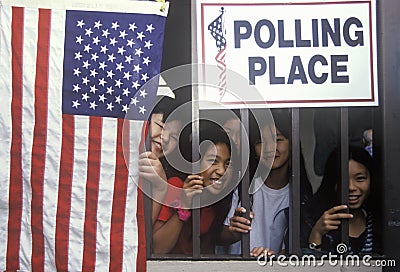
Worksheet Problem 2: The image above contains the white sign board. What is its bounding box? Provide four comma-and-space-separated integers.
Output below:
194, 0, 378, 108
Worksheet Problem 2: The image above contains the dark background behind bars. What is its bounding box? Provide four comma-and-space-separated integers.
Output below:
145, 0, 400, 269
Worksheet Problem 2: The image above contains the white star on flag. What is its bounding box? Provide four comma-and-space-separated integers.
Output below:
109, 37, 118, 46
127, 39, 135, 47
107, 70, 115, 79
99, 94, 107, 102
116, 63, 124, 71
106, 86, 114, 95
92, 36, 100, 45
136, 31, 145, 40
100, 45, 108, 54
76, 35, 83, 44
130, 97, 139, 105
141, 73, 149, 82
146, 24, 155, 33
144, 40, 153, 49
74, 51, 83, 60
111, 21, 120, 30
117, 46, 126, 55
133, 64, 141, 73
119, 30, 128, 39
122, 104, 129, 112
107, 53, 116, 62
84, 44, 92, 53
94, 20, 102, 29
82, 92, 90, 101
82, 60, 91, 69
99, 61, 107, 70
89, 69, 98, 77
72, 100, 80, 108
73, 68, 81, 76
139, 105, 146, 114
89, 101, 98, 110
115, 79, 123, 88
129, 22, 137, 31
91, 53, 99, 62
132, 80, 140, 90
102, 28, 110, 38
123, 71, 132, 80
77, 19, 85, 28
98, 78, 107, 86
106, 102, 114, 111
73, 84, 81, 92
89, 85, 97, 93
135, 48, 143, 57
122, 88, 131, 96
139, 89, 147, 98
143, 57, 151, 66
125, 55, 133, 64
82, 77, 90, 85
85, 28, 93, 37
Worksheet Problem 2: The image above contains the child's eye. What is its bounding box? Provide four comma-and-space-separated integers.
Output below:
155, 122, 164, 128
357, 176, 367, 181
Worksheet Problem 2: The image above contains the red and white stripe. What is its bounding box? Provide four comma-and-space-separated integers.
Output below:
215, 46, 227, 101
0, 6, 146, 272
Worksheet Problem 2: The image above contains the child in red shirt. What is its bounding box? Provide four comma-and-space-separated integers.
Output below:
153, 122, 236, 254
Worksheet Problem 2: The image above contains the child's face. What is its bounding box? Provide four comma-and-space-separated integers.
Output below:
223, 117, 241, 151
150, 113, 182, 159
200, 143, 231, 195
348, 159, 371, 210
256, 126, 290, 170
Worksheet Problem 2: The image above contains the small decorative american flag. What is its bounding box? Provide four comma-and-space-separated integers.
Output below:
208, 7, 227, 100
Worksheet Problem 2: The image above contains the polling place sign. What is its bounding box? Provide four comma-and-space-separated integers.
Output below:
195, 0, 378, 108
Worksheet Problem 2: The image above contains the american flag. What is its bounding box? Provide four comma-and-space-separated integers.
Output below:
208, 7, 227, 101
0, 1, 167, 271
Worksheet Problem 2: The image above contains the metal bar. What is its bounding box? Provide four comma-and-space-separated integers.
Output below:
143, 189, 153, 259
377, 1, 400, 269
339, 107, 349, 246
239, 108, 251, 258
289, 108, 301, 255
191, 116, 200, 258
191, 67, 201, 259
143, 134, 153, 258
192, 198, 201, 259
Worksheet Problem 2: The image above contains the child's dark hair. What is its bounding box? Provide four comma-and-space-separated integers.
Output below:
151, 96, 181, 123
199, 120, 232, 159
